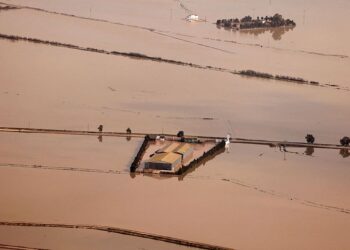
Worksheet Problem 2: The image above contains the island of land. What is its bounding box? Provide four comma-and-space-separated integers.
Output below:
216, 13, 296, 30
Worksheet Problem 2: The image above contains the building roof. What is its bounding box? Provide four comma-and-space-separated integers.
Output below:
159, 143, 192, 155
160, 143, 179, 153
187, 14, 199, 20
148, 152, 181, 164
174, 143, 192, 154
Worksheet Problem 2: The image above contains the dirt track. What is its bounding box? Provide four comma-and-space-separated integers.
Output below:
0, 127, 348, 150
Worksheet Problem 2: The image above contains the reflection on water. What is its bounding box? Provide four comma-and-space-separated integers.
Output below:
305, 146, 314, 156
240, 27, 295, 40
216, 26, 295, 40
339, 148, 350, 158
98, 135, 103, 143
129, 171, 136, 179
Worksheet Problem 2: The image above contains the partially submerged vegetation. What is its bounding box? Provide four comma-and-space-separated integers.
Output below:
239, 69, 321, 85
239, 70, 273, 79
0, 5, 18, 11
216, 14, 296, 30
275, 75, 308, 84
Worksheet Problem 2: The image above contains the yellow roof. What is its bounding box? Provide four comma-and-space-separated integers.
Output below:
160, 143, 179, 153
149, 152, 181, 164
174, 143, 192, 154
160, 143, 192, 154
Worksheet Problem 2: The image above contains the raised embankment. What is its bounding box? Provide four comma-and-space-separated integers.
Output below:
0, 127, 348, 150
177, 140, 226, 175
0, 221, 234, 250
130, 135, 150, 172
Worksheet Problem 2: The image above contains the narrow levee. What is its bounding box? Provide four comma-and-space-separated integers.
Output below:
0, 221, 234, 250
0, 127, 348, 150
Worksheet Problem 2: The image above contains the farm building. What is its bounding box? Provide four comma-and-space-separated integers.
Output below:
158, 143, 194, 161
145, 143, 194, 172
144, 152, 182, 171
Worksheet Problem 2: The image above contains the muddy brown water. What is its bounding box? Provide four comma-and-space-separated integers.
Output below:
0, 225, 199, 250
0, 133, 350, 250
0, 0, 350, 249
0, 39, 349, 144
0, 0, 349, 86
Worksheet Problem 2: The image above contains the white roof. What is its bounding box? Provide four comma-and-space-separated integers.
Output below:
187, 14, 199, 20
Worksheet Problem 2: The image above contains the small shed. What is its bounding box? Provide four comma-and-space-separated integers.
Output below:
186, 14, 199, 21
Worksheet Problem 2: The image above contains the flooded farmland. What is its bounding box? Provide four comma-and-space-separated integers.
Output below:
0, 0, 349, 249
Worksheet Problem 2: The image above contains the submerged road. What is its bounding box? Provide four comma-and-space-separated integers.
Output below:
0, 127, 348, 150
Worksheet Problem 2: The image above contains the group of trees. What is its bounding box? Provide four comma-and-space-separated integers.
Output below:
239, 70, 274, 79
305, 134, 350, 147
216, 13, 296, 30
340, 137, 350, 146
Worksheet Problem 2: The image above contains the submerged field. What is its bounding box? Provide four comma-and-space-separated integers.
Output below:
0, 0, 349, 249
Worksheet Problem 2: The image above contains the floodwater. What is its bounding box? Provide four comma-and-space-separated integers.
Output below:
0, 133, 350, 250
0, 39, 349, 143
0, 0, 350, 249
0, 226, 196, 250
0, 0, 349, 86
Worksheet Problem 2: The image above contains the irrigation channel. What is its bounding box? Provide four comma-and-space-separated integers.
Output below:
0, 127, 348, 150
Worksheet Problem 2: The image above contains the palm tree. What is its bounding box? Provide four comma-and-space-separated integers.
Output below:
305, 134, 315, 144
177, 131, 184, 137
340, 136, 350, 146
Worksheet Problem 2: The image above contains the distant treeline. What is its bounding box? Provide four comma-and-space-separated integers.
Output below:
239, 70, 317, 85
0, 33, 345, 91
217, 14, 296, 30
